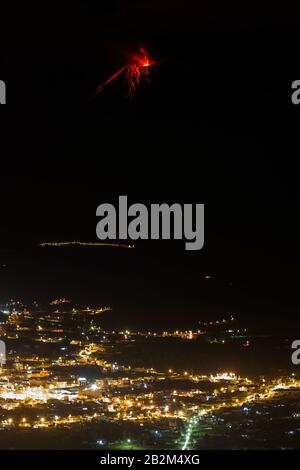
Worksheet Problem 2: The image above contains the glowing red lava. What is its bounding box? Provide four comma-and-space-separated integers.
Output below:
92, 48, 155, 99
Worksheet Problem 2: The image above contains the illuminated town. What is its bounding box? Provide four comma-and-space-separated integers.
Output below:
0, 300, 299, 449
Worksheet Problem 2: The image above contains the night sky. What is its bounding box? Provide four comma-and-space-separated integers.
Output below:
1, 3, 300, 332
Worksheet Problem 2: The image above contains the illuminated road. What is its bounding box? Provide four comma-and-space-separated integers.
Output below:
180, 381, 280, 450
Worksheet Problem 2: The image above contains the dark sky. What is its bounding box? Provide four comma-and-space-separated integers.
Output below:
1, 3, 300, 332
